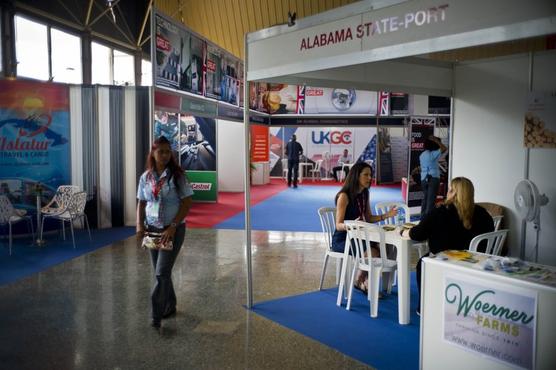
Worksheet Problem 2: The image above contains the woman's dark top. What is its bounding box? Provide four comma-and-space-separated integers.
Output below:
331, 189, 368, 253
409, 204, 494, 254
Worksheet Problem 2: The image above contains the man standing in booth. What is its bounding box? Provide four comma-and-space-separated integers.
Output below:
285, 134, 303, 188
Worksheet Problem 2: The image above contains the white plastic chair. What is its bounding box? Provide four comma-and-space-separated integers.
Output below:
469, 229, 508, 256
40, 191, 91, 249
0, 195, 35, 255
281, 158, 288, 181
375, 201, 428, 258
41, 185, 80, 239
317, 207, 346, 290
310, 159, 323, 181
342, 221, 397, 318
492, 215, 503, 231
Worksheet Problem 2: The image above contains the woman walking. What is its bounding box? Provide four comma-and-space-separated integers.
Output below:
137, 136, 193, 328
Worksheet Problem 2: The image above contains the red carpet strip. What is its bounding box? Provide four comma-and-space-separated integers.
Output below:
187, 178, 287, 228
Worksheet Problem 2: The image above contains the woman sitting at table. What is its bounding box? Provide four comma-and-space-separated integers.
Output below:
405, 176, 494, 315
332, 162, 397, 293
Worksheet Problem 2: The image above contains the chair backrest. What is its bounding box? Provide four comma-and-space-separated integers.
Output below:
67, 191, 88, 216
469, 229, 509, 255
281, 158, 288, 168
317, 207, 336, 251
53, 185, 81, 209
0, 195, 16, 224
492, 215, 503, 231
344, 221, 388, 265
374, 201, 410, 225
314, 159, 323, 171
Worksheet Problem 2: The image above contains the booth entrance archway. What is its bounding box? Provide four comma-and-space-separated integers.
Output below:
242, 0, 556, 311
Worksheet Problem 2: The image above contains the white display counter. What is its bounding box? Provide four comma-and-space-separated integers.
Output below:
420, 251, 556, 370
251, 162, 270, 185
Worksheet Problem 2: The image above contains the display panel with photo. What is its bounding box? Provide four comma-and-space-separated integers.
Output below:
154, 110, 179, 151
179, 115, 216, 171
205, 45, 222, 100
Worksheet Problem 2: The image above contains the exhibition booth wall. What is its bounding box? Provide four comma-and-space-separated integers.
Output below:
452, 50, 556, 266
0, 80, 150, 231
243, 0, 556, 267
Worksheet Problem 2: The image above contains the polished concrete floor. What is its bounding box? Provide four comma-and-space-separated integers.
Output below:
0, 228, 409, 370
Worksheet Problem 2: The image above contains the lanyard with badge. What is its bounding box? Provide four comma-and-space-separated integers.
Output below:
147, 171, 168, 223
355, 192, 368, 222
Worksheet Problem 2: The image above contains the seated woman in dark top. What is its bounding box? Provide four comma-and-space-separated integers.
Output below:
332, 162, 397, 293
405, 176, 494, 314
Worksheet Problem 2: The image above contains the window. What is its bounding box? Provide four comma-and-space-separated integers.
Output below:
113, 49, 134, 86
51, 28, 82, 84
141, 60, 152, 86
92, 42, 135, 85
15, 15, 48, 80
91, 42, 112, 85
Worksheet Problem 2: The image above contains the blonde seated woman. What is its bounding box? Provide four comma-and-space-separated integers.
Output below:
404, 177, 494, 315
332, 162, 397, 293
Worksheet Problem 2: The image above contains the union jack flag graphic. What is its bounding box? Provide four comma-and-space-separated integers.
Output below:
378, 91, 390, 116
296, 85, 306, 114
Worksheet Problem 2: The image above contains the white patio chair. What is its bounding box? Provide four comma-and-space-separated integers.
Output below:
317, 207, 347, 290
492, 215, 503, 231
0, 195, 35, 255
469, 229, 508, 256
40, 191, 91, 249
310, 159, 323, 181
41, 185, 80, 240
343, 221, 397, 318
281, 158, 288, 181
375, 201, 428, 258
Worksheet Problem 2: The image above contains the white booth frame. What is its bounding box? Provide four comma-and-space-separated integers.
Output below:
242, 0, 556, 306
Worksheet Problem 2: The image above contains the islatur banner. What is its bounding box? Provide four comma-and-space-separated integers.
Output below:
0, 79, 70, 220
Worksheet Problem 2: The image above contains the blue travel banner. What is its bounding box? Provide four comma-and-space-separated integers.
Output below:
0, 79, 71, 220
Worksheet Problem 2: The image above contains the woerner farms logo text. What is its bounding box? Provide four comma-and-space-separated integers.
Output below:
445, 283, 534, 337
299, 4, 448, 51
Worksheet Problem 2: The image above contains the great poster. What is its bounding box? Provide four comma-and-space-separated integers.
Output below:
407, 117, 435, 207
155, 14, 205, 95
0, 80, 70, 219
444, 273, 537, 370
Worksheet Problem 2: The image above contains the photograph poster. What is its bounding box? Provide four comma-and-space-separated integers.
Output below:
524, 92, 556, 148
205, 45, 222, 100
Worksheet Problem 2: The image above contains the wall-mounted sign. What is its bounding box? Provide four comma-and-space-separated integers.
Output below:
217, 103, 243, 121
181, 96, 217, 117
444, 273, 537, 370
524, 92, 556, 148
250, 125, 269, 162
305, 87, 377, 114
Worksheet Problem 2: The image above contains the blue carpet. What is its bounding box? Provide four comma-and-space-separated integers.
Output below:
252, 272, 420, 370
216, 186, 403, 231
0, 227, 135, 286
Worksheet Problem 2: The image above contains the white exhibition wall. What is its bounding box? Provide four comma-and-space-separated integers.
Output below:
217, 119, 245, 192
452, 50, 556, 266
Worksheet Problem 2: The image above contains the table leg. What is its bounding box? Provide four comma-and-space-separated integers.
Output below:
397, 239, 410, 324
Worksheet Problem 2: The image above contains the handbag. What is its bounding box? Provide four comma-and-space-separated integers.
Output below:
142, 231, 174, 251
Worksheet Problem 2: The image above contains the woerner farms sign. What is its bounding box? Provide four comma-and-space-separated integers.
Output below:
443, 274, 537, 369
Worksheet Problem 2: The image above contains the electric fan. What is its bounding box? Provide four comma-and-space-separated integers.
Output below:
514, 179, 549, 262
